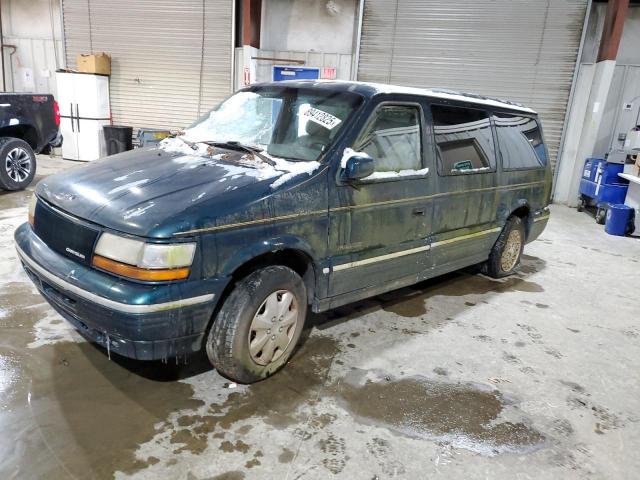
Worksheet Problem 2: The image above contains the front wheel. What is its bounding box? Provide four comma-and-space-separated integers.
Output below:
482, 215, 525, 278
0, 137, 37, 191
205, 265, 307, 384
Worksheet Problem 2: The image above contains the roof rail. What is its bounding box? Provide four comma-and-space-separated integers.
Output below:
429, 88, 527, 109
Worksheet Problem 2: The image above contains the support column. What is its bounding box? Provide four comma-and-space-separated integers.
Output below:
236, 0, 261, 90
242, 0, 261, 49
564, 0, 629, 207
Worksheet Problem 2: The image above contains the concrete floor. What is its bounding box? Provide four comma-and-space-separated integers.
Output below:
1, 156, 639, 480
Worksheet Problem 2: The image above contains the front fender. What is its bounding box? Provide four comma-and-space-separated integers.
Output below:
217, 234, 318, 277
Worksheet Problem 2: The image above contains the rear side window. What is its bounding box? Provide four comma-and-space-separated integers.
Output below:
431, 104, 495, 175
493, 113, 547, 169
354, 105, 422, 172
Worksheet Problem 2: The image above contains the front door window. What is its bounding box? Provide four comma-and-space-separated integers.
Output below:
354, 105, 423, 174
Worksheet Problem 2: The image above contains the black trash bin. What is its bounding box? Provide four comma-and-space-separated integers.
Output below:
103, 125, 133, 156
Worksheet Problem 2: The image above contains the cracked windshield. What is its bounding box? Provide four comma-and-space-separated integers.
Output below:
183, 88, 363, 161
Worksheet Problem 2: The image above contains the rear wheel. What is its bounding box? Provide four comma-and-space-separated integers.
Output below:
205, 265, 307, 383
482, 215, 525, 278
595, 207, 606, 225
0, 137, 37, 191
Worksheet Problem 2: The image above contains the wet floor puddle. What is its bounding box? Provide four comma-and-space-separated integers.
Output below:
150, 339, 544, 474
334, 372, 545, 455
378, 270, 545, 318
1, 273, 548, 478
147, 336, 341, 464
2, 328, 547, 478
1, 339, 205, 478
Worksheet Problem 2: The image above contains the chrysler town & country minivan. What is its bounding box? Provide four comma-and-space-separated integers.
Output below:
15, 81, 551, 383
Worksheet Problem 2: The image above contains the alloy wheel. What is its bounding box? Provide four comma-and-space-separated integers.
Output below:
500, 229, 522, 272
5, 147, 32, 183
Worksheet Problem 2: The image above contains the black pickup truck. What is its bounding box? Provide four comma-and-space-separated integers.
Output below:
0, 93, 62, 190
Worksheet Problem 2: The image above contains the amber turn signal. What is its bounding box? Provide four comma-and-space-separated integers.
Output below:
92, 255, 190, 281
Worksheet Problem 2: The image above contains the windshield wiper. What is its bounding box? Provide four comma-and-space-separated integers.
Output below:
171, 137, 277, 167
213, 141, 277, 167
204, 141, 276, 167
174, 136, 199, 150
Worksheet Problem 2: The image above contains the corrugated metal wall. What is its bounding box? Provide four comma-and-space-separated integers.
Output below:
62, 0, 233, 130
0, 0, 64, 96
357, 0, 589, 168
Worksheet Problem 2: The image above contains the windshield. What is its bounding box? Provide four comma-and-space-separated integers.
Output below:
184, 87, 363, 161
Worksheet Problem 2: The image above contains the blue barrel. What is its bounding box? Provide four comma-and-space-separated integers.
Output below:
605, 204, 634, 236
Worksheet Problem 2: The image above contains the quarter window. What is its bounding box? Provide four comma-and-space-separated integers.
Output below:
431, 105, 495, 174
354, 105, 422, 172
493, 113, 546, 169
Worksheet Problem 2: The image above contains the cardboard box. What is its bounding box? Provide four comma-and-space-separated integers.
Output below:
77, 53, 111, 75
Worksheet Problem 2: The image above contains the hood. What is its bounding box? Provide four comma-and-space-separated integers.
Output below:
36, 147, 291, 238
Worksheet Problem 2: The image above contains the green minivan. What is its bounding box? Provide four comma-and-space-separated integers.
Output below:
17, 81, 551, 383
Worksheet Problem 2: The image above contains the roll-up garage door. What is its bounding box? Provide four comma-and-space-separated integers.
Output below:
357, 0, 588, 168
62, 0, 233, 131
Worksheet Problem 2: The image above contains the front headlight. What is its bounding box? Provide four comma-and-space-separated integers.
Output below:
92, 232, 196, 281
28, 195, 37, 226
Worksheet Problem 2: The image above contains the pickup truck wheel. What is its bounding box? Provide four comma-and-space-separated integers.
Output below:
482, 215, 525, 279
206, 266, 307, 384
0, 137, 37, 191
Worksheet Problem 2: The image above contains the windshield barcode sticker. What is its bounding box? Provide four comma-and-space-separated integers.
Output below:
303, 107, 342, 130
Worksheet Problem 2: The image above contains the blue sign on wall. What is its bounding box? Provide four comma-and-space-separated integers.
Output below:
273, 66, 320, 82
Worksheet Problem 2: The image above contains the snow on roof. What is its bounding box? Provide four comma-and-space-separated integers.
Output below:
374, 83, 536, 114
291, 80, 536, 114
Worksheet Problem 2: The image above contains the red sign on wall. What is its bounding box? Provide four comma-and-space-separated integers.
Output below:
321, 67, 337, 80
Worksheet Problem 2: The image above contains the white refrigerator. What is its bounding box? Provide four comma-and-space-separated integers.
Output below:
56, 72, 111, 161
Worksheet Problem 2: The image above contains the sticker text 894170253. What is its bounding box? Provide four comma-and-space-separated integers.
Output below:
303, 107, 342, 130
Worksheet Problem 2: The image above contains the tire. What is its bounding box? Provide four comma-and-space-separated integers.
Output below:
482, 215, 526, 279
595, 208, 606, 225
576, 197, 585, 212
0, 137, 37, 191
205, 265, 307, 384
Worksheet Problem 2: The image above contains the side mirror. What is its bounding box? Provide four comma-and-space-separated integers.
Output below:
343, 154, 375, 181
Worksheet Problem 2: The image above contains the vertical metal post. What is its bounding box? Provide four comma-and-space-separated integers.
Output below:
352, 0, 365, 81
231, 0, 236, 92
59, 0, 66, 68
597, 0, 630, 62
0, 0, 5, 91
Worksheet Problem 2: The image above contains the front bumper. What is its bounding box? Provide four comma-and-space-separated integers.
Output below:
15, 223, 228, 360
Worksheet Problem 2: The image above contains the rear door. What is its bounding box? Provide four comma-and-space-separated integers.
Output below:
492, 112, 551, 221
428, 103, 500, 271
328, 98, 433, 296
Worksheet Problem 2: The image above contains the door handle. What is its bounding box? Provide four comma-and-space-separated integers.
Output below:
76, 104, 81, 132
412, 208, 426, 216
70, 103, 74, 132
